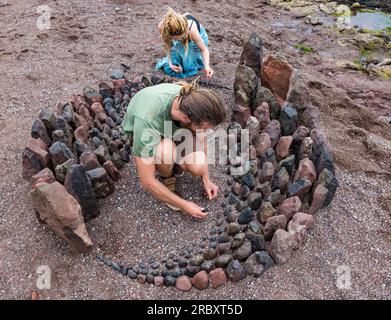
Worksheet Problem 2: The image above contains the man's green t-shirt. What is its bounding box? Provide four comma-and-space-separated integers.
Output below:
122, 83, 181, 158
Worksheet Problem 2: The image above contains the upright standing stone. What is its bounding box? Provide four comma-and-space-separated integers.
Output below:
64, 164, 100, 220
31, 119, 51, 146
49, 142, 77, 167
239, 32, 263, 77
22, 138, 51, 181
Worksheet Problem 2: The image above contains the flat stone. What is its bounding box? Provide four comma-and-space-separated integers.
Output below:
255, 251, 274, 271
254, 85, 280, 120
261, 55, 293, 102
254, 102, 270, 130
39, 108, 56, 134
270, 229, 294, 265
248, 192, 263, 210
309, 184, 328, 214
254, 132, 271, 157
271, 166, 290, 193
317, 168, 339, 207
259, 162, 274, 183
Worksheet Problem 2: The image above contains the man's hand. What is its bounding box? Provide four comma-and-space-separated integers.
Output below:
202, 177, 219, 200
182, 201, 208, 219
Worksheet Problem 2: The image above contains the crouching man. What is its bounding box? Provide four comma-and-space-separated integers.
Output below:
122, 80, 226, 219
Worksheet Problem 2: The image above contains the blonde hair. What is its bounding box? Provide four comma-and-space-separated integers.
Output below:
161, 7, 189, 58
176, 78, 226, 126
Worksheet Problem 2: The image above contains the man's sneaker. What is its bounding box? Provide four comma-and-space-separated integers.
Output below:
161, 176, 181, 211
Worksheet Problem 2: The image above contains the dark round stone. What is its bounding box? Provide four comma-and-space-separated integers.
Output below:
165, 260, 175, 270
146, 274, 154, 284
171, 267, 183, 278
164, 275, 176, 287
161, 268, 169, 277
178, 258, 188, 268
150, 262, 160, 270
209, 242, 218, 249
127, 269, 137, 279
151, 270, 159, 276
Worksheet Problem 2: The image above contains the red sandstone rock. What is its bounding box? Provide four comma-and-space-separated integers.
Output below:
80, 151, 100, 171
254, 102, 271, 130
31, 168, 55, 188
137, 274, 146, 284
254, 132, 271, 157
103, 161, 121, 182
176, 275, 192, 291
191, 271, 209, 290
294, 158, 317, 183
276, 136, 293, 160
154, 276, 164, 287
288, 212, 315, 249
263, 120, 281, 148
28, 182, 93, 253
22, 138, 51, 181
113, 79, 125, 90
278, 196, 302, 220
263, 214, 288, 241
270, 229, 294, 265
74, 126, 89, 143
309, 184, 329, 214
261, 55, 293, 102
209, 268, 227, 289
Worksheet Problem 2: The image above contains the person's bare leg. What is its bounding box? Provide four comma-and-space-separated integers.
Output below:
155, 138, 176, 177
179, 151, 207, 177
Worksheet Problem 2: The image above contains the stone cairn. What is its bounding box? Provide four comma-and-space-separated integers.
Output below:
22, 32, 338, 291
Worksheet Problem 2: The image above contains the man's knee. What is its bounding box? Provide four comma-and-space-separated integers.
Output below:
155, 138, 176, 165
182, 151, 207, 177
